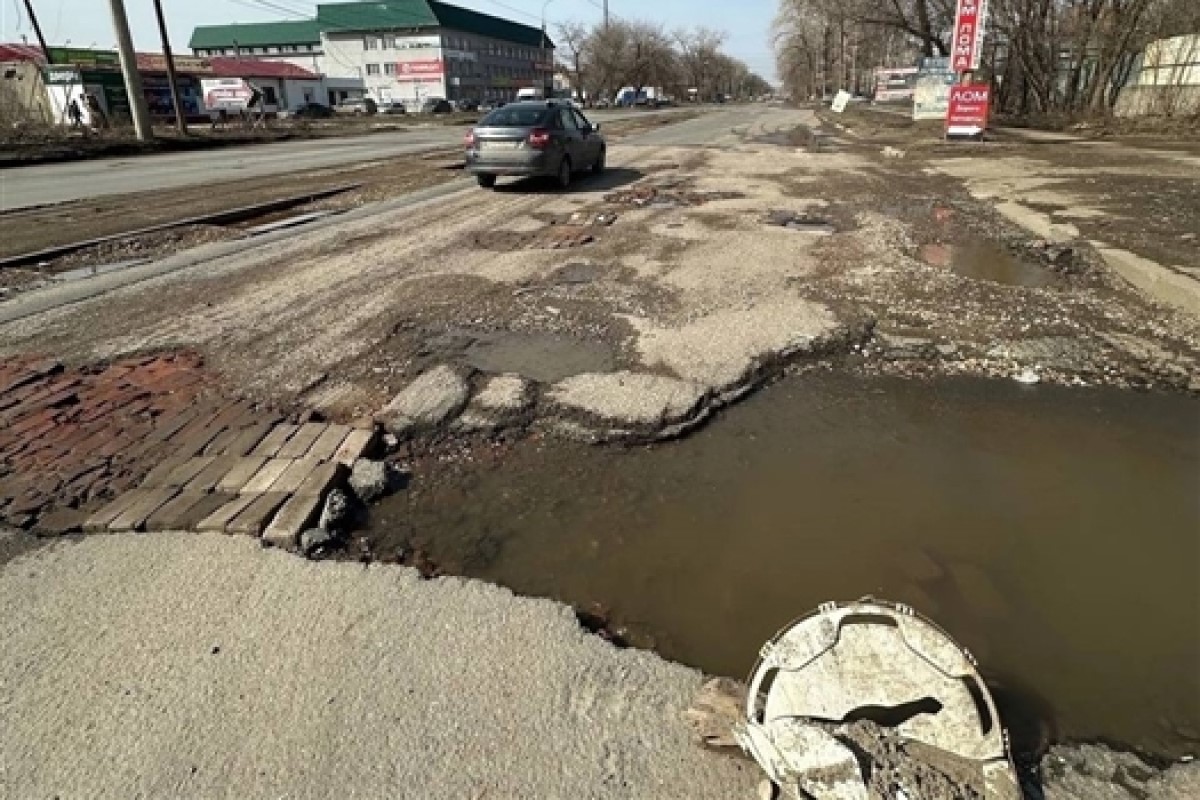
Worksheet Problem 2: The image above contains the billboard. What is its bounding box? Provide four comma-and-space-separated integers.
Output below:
913, 57, 957, 120
396, 59, 444, 79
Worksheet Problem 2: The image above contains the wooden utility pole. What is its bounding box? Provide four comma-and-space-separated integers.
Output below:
20, 0, 51, 62
151, 0, 188, 134
106, 0, 153, 140
603, 0, 609, 29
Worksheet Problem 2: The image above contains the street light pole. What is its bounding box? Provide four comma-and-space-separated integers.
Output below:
106, 0, 153, 140
151, 0, 188, 135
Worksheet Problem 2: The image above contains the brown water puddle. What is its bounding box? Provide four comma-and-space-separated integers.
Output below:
921, 239, 1063, 288
370, 373, 1200, 757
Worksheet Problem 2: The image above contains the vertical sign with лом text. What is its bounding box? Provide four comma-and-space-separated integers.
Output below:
951, 0, 988, 73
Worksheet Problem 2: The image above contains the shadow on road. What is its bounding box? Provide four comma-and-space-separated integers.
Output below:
491, 167, 644, 196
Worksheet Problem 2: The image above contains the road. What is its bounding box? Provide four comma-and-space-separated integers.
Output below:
0, 108, 701, 211
0, 532, 759, 799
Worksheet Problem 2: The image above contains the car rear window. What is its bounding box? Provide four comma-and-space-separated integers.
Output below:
480, 107, 552, 127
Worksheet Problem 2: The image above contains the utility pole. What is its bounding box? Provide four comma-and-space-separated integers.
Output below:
106, 0, 153, 140
151, 0, 188, 134
603, 0, 609, 29
20, 0, 51, 62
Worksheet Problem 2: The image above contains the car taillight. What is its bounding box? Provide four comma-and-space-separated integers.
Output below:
527, 128, 550, 149
464, 130, 476, 147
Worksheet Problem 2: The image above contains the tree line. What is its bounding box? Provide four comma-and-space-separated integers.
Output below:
556, 20, 773, 104
773, 0, 1200, 116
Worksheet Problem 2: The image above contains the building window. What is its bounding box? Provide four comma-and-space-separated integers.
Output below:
366, 63, 381, 76
384, 35, 396, 49
262, 86, 278, 105
365, 36, 379, 50
384, 63, 396, 75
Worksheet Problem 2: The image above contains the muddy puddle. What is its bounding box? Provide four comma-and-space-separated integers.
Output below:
464, 332, 615, 383
370, 373, 1199, 757
921, 239, 1062, 288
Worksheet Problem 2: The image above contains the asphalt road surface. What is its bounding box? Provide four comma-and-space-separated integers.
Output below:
0, 108, 705, 211
0, 533, 759, 799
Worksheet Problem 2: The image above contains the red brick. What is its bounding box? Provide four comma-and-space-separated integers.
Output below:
0, 358, 62, 396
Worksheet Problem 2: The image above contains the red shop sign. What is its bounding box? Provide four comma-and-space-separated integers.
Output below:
946, 83, 991, 136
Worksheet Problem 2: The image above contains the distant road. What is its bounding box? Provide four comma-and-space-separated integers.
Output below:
0, 108, 699, 211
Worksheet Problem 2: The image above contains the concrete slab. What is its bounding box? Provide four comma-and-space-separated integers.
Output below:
0, 533, 759, 799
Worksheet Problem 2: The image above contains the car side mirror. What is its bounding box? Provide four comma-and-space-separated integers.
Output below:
591, 123, 600, 132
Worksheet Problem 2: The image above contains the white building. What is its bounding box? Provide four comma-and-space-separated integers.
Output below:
190, 1, 553, 107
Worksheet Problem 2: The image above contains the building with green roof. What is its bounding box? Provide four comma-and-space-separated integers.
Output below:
189, 1, 554, 106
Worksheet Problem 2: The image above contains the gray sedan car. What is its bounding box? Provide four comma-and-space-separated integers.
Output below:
464, 101, 606, 189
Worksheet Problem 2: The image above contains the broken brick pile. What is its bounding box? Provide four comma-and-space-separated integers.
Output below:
1, 352, 375, 546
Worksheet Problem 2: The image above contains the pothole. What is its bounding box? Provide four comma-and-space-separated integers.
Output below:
919, 239, 1064, 288
469, 226, 597, 251
464, 331, 616, 382
603, 186, 746, 208
763, 209, 837, 234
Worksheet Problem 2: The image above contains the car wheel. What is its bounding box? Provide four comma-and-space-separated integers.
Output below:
556, 157, 572, 190
477, 174, 497, 189
591, 147, 606, 175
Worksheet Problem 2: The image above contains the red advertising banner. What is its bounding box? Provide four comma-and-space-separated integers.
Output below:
397, 59, 444, 76
951, 0, 988, 72
946, 83, 991, 136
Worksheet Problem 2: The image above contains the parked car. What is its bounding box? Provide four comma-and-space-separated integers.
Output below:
334, 97, 377, 115
454, 98, 480, 112
379, 101, 407, 115
419, 98, 453, 113
291, 102, 334, 119
464, 101, 606, 190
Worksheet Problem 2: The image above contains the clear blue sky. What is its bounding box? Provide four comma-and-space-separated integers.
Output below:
1, 0, 778, 80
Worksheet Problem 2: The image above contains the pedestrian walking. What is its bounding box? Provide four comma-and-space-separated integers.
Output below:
67, 98, 83, 128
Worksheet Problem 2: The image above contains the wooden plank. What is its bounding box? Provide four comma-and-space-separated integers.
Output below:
295, 461, 347, 499
197, 493, 260, 533
214, 456, 267, 494
227, 492, 289, 536
261, 493, 322, 548
108, 486, 179, 532
162, 456, 216, 487
139, 453, 193, 488
305, 424, 352, 462
250, 424, 297, 457
240, 459, 294, 494
181, 455, 240, 494
276, 422, 327, 459
267, 457, 323, 495
156, 492, 237, 532
220, 422, 275, 457
144, 491, 208, 532
83, 489, 147, 532
333, 428, 377, 466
